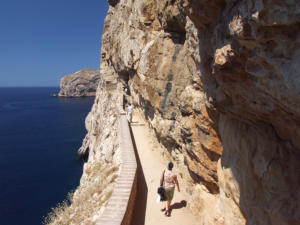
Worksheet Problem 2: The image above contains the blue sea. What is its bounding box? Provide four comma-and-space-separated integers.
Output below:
0, 87, 94, 225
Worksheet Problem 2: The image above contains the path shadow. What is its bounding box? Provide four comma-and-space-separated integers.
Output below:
129, 124, 148, 225
171, 200, 187, 210
161, 200, 187, 217
163, 200, 187, 217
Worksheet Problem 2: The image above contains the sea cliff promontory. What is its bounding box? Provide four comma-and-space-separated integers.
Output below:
58, 68, 101, 97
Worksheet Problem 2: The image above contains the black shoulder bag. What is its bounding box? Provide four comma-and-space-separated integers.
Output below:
157, 170, 166, 201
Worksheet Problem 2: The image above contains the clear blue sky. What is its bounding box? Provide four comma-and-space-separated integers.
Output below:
0, 0, 108, 87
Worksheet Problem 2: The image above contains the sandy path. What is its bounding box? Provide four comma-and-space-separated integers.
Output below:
129, 112, 199, 225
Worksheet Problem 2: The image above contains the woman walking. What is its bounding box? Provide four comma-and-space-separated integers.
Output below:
160, 162, 180, 216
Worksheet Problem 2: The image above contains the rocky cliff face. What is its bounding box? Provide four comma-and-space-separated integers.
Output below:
58, 68, 101, 97
46, 81, 121, 225
78, 81, 121, 164
98, 0, 300, 224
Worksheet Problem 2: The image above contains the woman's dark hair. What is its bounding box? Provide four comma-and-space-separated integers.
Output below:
167, 162, 173, 170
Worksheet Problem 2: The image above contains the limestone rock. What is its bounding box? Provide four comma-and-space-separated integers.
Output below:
91, 0, 300, 224
78, 81, 121, 164
58, 68, 101, 97
47, 79, 121, 224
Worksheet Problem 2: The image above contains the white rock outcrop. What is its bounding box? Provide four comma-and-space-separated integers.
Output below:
45, 79, 121, 225
58, 68, 101, 97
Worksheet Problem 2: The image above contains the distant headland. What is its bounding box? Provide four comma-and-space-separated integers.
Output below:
52, 68, 101, 97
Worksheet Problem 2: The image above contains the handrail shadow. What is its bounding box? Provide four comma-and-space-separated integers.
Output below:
129, 124, 148, 225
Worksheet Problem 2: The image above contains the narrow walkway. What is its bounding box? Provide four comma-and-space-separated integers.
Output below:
129, 112, 199, 225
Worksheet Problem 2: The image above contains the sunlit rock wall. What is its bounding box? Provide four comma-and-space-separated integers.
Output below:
99, 0, 300, 224
78, 81, 121, 164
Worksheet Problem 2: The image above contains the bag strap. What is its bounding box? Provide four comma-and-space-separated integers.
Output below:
160, 170, 165, 187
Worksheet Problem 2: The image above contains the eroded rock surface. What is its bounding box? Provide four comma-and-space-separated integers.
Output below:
78, 81, 121, 164
46, 80, 121, 225
95, 0, 300, 224
58, 68, 101, 97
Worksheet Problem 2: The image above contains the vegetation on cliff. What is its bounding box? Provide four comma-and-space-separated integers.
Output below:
44, 162, 119, 225
45, 79, 121, 224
